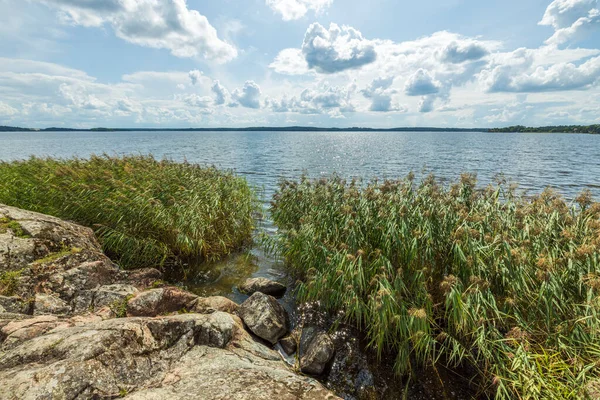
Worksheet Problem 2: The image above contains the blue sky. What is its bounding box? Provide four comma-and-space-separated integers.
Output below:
0, 0, 599, 128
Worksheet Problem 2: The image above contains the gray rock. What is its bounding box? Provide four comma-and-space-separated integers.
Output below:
93, 284, 139, 309
279, 329, 299, 355
190, 296, 239, 314
33, 293, 70, 315
238, 292, 288, 344
127, 287, 198, 317
0, 296, 30, 315
0, 312, 339, 400
238, 277, 287, 297
299, 327, 335, 375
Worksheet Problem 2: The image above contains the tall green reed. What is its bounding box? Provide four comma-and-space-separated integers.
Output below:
269, 173, 600, 399
0, 155, 257, 270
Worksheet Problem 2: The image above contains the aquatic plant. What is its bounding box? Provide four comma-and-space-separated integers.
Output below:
269, 173, 600, 399
0, 155, 257, 270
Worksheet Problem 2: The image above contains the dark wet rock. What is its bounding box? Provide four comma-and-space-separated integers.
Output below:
239, 277, 287, 297
33, 293, 70, 316
279, 330, 299, 355
299, 328, 335, 375
238, 292, 288, 344
0, 312, 339, 399
126, 287, 198, 317
190, 295, 239, 314
0, 295, 30, 315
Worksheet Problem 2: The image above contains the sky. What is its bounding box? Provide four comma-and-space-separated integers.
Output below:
0, 0, 599, 129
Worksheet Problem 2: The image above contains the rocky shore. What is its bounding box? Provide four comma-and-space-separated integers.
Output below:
0, 204, 339, 399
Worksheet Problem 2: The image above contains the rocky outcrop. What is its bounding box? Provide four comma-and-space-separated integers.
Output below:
0, 312, 338, 399
238, 292, 289, 344
0, 205, 340, 399
238, 277, 287, 297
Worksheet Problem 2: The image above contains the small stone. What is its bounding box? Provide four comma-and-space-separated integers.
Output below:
93, 284, 138, 309
237, 292, 288, 344
190, 296, 238, 314
238, 277, 286, 297
127, 287, 198, 317
33, 293, 70, 316
279, 334, 298, 355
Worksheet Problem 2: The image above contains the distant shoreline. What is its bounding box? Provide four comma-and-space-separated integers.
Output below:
1, 124, 599, 134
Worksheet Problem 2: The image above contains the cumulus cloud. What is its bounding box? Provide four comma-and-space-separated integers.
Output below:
266, 0, 333, 21
265, 83, 355, 114
211, 80, 230, 105
0, 101, 18, 117
361, 76, 404, 112
404, 69, 441, 96
188, 69, 203, 85
232, 81, 262, 109
481, 50, 600, 92
439, 41, 491, 63
180, 94, 213, 108
539, 0, 600, 44
301, 23, 377, 73
36, 0, 237, 62
269, 48, 311, 75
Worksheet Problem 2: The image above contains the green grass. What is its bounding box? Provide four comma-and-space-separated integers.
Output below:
0, 217, 29, 238
269, 173, 600, 399
0, 155, 257, 270
0, 269, 23, 296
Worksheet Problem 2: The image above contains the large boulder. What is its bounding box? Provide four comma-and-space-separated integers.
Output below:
0, 312, 339, 400
237, 292, 288, 344
33, 293, 70, 316
299, 326, 335, 375
190, 296, 239, 314
238, 277, 287, 297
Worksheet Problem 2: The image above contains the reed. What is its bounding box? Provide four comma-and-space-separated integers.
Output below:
0, 155, 257, 270
269, 173, 600, 399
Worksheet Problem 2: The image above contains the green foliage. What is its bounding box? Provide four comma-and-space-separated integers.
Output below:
110, 294, 134, 318
269, 173, 600, 399
489, 125, 600, 134
0, 217, 29, 238
33, 246, 82, 264
0, 155, 257, 270
0, 269, 23, 296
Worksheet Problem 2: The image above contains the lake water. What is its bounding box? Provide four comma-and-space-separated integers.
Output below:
2, 130, 599, 299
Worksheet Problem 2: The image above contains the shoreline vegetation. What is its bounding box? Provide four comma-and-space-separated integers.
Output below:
0, 155, 257, 270
1, 124, 599, 134
268, 174, 600, 399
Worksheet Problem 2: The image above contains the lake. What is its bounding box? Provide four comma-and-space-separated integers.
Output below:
2, 130, 599, 299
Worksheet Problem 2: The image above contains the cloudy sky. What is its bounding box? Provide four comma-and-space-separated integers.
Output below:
1, 0, 599, 128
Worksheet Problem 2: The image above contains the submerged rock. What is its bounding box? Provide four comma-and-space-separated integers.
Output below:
299, 327, 335, 375
238, 277, 287, 297
238, 292, 288, 344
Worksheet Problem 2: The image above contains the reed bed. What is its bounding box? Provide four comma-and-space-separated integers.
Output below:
0, 155, 257, 269
269, 173, 600, 399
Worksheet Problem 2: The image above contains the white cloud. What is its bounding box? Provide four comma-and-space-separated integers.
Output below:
361, 76, 404, 112
0, 101, 18, 117
36, 0, 237, 62
188, 69, 203, 85
404, 69, 441, 96
269, 48, 310, 75
302, 23, 377, 73
265, 0, 333, 21
266, 83, 356, 114
539, 0, 600, 44
211, 80, 230, 105
232, 81, 262, 109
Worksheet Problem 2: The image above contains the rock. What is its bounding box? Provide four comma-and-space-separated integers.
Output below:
279, 329, 299, 355
299, 326, 335, 375
0, 312, 339, 400
126, 287, 198, 317
33, 293, 70, 315
190, 296, 239, 314
0, 295, 30, 314
238, 277, 287, 297
238, 292, 288, 344
93, 284, 139, 309
123, 268, 163, 287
